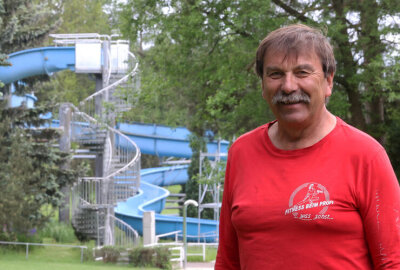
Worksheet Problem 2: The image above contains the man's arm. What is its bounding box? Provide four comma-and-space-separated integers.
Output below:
359, 148, 400, 269
215, 157, 241, 269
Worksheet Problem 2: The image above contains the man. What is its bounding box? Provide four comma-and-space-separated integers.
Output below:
215, 24, 400, 269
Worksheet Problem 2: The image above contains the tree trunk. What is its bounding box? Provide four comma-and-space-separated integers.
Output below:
331, 0, 367, 130
359, 0, 386, 142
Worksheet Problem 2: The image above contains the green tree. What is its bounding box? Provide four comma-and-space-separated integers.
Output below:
34, 71, 96, 107
118, 0, 399, 173
118, 0, 282, 137
270, 0, 399, 140
118, 0, 399, 139
117, 0, 400, 204
0, 103, 82, 239
57, 0, 111, 34
33, 0, 114, 107
0, 0, 84, 238
0, 0, 60, 55
0, 0, 60, 87
117, 1, 284, 216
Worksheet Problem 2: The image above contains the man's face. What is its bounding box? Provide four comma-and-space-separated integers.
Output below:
262, 49, 334, 127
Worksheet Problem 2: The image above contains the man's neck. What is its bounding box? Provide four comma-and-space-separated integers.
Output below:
268, 111, 337, 150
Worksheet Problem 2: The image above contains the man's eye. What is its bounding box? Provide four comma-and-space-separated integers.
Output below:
296, 70, 309, 77
267, 72, 282, 79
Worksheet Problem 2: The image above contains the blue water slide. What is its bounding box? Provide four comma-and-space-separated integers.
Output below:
51, 119, 229, 160
11, 92, 37, 108
0, 47, 75, 85
1, 46, 223, 242
52, 118, 222, 241
118, 122, 229, 158
116, 165, 219, 242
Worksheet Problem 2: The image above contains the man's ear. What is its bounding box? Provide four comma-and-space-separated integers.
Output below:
325, 72, 334, 97
261, 80, 267, 100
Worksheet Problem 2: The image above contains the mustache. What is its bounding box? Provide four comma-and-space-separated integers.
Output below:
271, 90, 311, 105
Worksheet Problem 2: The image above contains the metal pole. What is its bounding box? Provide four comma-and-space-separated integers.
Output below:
59, 103, 72, 223
183, 199, 198, 269
203, 243, 206, 261
198, 154, 203, 243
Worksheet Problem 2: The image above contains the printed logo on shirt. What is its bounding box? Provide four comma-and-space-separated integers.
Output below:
284, 182, 334, 221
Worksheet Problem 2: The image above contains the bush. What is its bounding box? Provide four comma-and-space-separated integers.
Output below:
98, 246, 121, 263
129, 246, 171, 269
82, 246, 94, 262
38, 221, 77, 243
153, 247, 172, 269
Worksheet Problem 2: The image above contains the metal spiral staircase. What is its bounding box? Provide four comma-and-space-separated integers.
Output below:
52, 34, 141, 247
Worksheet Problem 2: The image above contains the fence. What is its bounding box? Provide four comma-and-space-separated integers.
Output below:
144, 241, 218, 264
0, 241, 87, 262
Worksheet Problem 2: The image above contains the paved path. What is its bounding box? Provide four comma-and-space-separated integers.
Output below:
174, 261, 215, 269
187, 261, 215, 269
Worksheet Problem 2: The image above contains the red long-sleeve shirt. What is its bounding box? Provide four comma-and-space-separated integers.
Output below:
216, 118, 400, 269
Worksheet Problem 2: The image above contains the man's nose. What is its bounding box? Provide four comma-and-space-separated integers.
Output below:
280, 73, 298, 93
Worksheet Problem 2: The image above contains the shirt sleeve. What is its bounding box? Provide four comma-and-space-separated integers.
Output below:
358, 148, 400, 269
215, 153, 241, 270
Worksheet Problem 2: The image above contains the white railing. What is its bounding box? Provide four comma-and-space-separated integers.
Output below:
110, 215, 139, 248
169, 246, 184, 268
144, 242, 218, 264
156, 230, 181, 243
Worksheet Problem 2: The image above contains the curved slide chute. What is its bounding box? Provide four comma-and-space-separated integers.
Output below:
116, 165, 219, 242
0, 47, 75, 85
118, 122, 229, 158
1, 46, 224, 242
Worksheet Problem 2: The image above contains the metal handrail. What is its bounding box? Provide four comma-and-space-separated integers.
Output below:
104, 136, 113, 174
80, 51, 138, 104
110, 215, 139, 247
70, 105, 141, 180
105, 126, 140, 179
156, 230, 182, 243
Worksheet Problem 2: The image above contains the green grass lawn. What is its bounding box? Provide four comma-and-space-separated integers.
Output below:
0, 186, 217, 270
0, 245, 158, 270
0, 260, 135, 270
161, 185, 182, 216
0, 244, 217, 269
186, 245, 218, 262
